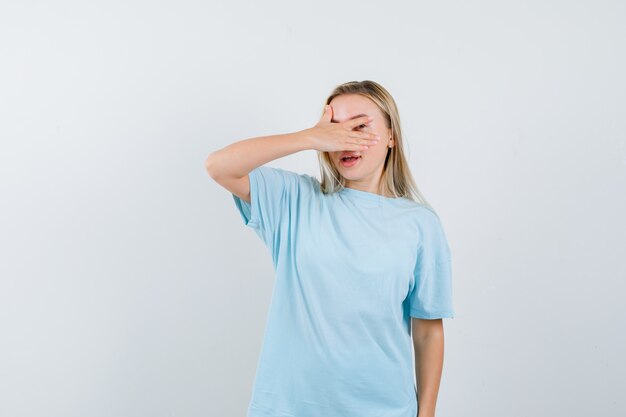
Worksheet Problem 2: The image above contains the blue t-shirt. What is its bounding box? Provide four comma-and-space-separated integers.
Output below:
232, 165, 455, 417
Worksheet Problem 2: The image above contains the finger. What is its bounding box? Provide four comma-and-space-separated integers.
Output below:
348, 132, 380, 141
348, 133, 380, 146
345, 115, 373, 129
348, 139, 372, 150
351, 143, 371, 151
321, 105, 332, 122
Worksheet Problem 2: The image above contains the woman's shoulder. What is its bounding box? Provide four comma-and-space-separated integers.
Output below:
399, 200, 445, 228
252, 165, 314, 184
252, 166, 321, 196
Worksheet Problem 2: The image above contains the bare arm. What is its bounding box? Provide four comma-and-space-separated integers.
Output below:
205, 130, 314, 203
412, 318, 445, 417
204, 105, 379, 203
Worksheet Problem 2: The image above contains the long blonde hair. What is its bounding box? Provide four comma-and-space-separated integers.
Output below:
317, 80, 433, 210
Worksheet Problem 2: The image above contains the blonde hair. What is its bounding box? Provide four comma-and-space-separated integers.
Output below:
317, 80, 433, 210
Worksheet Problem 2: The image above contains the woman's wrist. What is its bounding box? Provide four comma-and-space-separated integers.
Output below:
294, 128, 317, 151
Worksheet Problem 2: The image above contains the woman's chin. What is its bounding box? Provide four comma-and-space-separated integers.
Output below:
337, 171, 361, 181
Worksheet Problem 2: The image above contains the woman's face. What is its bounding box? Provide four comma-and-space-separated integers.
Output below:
328, 94, 392, 185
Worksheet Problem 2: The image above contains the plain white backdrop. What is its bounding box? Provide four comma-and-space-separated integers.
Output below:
1, 1, 625, 416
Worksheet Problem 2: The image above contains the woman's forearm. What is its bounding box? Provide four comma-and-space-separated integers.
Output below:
414, 328, 445, 417
205, 129, 314, 180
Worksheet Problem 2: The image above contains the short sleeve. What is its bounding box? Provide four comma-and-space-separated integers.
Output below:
231, 165, 303, 248
407, 210, 455, 319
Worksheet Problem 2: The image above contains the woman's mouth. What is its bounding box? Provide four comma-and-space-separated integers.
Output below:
340, 155, 361, 168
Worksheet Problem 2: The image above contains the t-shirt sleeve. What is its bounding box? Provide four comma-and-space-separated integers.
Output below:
407, 210, 455, 319
231, 165, 303, 248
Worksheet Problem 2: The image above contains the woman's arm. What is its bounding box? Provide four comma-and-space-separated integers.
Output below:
204, 130, 314, 203
412, 318, 446, 417
204, 105, 379, 203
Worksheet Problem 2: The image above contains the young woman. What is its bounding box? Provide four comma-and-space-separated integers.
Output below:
205, 80, 455, 417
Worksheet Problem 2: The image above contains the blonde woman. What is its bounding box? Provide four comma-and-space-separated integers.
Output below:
205, 80, 455, 417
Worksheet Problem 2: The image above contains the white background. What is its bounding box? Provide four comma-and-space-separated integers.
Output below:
1, 1, 625, 416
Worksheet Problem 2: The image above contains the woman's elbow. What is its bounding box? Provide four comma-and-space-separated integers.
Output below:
204, 152, 222, 180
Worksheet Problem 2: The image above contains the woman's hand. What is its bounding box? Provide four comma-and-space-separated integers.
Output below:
303, 105, 380, 152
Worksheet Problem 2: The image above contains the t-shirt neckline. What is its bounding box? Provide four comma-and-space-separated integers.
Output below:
339, 186, 401, 202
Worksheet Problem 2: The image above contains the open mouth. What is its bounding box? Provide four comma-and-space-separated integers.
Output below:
340, 155, 361, 167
